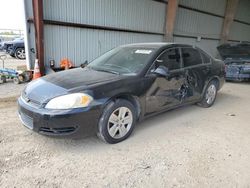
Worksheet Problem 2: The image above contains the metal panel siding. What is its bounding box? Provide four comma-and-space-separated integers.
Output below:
25, 0, 33, 18
174, 8, 224, 39
44, 25, 163, 67
41, 0, 166, 67
229, 22, 250, 42
235, 0, 250, 23
174, 37, 220, 58
43, 0, 166, 33
178, 0, 227, 16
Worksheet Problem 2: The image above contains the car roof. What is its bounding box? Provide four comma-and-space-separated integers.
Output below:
120, 42, 193, 49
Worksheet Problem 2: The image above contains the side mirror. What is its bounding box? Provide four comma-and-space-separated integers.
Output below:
80, 60, 88, 68
153, 65, 169, 77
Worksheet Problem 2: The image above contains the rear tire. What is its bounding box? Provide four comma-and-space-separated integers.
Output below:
13, 77, 21, 84
97, 99, 136, 144
0, 75, 6, 84
197, 80, 218, 108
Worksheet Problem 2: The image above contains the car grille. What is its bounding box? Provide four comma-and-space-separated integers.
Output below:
39, 127, 76, 135
19, 112, 33, 130
226, 66, 239, 74
242, 66, 250, 74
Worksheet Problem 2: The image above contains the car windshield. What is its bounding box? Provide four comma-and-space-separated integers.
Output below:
87, 47, 155, 75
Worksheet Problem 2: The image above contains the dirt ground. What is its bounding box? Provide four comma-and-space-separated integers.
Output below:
0, 82, 250, 188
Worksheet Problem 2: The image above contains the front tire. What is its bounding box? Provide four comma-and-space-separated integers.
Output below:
97, 99, 136, 144
197, 80, 218, 108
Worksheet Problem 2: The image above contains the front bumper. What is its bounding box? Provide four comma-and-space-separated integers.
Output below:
17, 97, 103, 138
8, 48, 15, 56
226, 73, 250, 81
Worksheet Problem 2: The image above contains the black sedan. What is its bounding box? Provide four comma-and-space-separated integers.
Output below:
18, 43, 225, 144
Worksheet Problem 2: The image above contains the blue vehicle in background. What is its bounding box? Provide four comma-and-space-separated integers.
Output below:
217, 43, 250, 81
0, 55, 31, 84
3, 38, 26, 60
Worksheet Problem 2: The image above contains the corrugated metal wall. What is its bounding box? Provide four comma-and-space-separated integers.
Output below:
173, 1, 227, 58
42, 0, 166, 67
178, 0, 227, 16
234, 0, 250, 22
44, 25, 163, 67
174, 8, 224, 39
43, 0, 165, 34
25, 0, 250, 68
229, 0, 250, 42
229, 22, 250, 42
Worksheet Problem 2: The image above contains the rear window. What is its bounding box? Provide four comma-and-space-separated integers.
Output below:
182, 48, 202, 67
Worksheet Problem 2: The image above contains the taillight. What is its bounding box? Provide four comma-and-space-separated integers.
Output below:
223, 64, 227, 74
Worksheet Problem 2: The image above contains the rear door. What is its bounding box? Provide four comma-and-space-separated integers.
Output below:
181, 47, 210, 102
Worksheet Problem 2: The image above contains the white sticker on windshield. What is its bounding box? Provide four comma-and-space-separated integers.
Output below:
135, 50, 152, 54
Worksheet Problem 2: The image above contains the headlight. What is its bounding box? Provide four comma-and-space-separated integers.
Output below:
45, 93, 93, 109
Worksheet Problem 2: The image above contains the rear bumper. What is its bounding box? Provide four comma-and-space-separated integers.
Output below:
17, 97, 103, 138
218, 77, 225, 90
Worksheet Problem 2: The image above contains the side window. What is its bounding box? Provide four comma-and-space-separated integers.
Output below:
200, 50, 211, 64
156, 48, 181, 71
182, 48, 202, 67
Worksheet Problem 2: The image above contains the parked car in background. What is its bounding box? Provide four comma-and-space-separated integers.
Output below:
217, 43, 250, 81
8, 39, 26, 60
18, 43, 225, 144
3, 38, 25, 59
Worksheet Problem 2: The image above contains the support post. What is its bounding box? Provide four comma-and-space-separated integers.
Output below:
220, 0, 239, 44
165, 0, 179, 42
32, 0, 45, 75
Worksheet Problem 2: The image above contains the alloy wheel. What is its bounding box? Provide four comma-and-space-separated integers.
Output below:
206, 84, 216, 104
16, 49, 25, 59
107, 107, 133, 139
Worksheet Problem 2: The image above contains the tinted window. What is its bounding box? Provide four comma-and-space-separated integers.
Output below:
182, 48, 202, 67
200, 51, 211, 64
156, 48, 181, 70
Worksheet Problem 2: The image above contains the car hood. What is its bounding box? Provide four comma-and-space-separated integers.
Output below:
24, 68, 124, 104
4, 41, 15, 45
217, 43, 250, 60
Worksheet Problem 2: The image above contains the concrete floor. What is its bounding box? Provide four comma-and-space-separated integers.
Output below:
0, 82, 250, 187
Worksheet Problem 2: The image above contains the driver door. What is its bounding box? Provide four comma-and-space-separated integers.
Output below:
145, 48, 186, 114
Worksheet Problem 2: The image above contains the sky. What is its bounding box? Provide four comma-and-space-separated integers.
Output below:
0, 0, 25, 30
